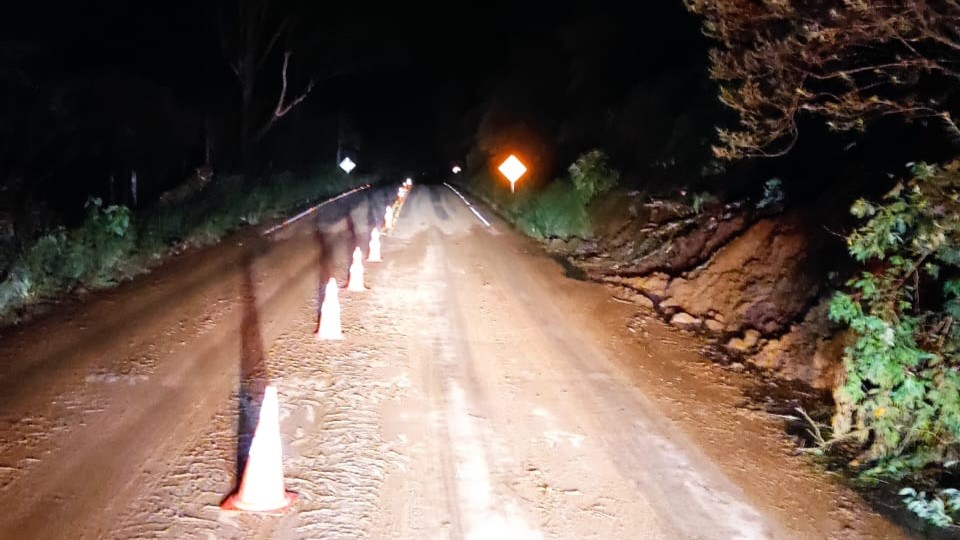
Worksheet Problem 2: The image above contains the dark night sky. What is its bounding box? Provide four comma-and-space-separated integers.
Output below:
0, 0, 706, 195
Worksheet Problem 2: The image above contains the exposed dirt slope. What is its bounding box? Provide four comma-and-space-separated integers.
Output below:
560, 191, 849, 390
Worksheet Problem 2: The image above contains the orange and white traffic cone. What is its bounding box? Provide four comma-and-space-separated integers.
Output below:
383, 205, 394, 230
316, 278, 343, 340
367, 228, 382, 262
347, 247, 366, 292
221, 386, 297, 514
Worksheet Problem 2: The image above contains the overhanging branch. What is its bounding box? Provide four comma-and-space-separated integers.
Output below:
253, 51, 316, 142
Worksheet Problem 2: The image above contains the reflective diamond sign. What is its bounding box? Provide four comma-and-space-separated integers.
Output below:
339, 157, 356, 173
498, 154, 527, 192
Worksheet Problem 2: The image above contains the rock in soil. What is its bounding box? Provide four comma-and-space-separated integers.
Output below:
670, 311, 702, 330
727, 329, 761, 352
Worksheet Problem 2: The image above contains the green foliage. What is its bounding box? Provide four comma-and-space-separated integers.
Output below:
692, 191, 719, 214
23, 231, 74, 296
828, 162, 960, 479
77, 198, 136, 286
567, 149, 619, 203
4, 197, 136, 304
757, 178, 785, 211
517, 181, 591, 239
0, 266, 31, 310
899, 487, 960, 528
521, 149, 619, 238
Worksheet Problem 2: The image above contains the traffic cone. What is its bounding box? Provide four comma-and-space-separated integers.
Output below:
316, 278, 343, 340
383, 205, 394, 230
221, 386, 297, 514
347, 247, 366, 292
368, 228, 382, 262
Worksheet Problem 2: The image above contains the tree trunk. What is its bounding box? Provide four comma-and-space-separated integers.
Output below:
204, 115, 213, 167
240, 64, 257, 180
130, 170, 138, 208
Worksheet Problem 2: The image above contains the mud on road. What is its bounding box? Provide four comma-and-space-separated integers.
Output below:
0, 185, 909, 539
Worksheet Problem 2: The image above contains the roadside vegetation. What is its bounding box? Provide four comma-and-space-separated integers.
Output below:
465, 149, 620, 239
686, 0, 960, 527
0, 169, 365, 324
828, 162, 960, 525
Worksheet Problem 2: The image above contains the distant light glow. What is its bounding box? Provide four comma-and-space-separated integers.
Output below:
339, 157, 356, 173
452, 166, 462, 174
497, 155, 527, 192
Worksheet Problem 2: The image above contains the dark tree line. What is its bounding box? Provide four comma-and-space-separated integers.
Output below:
0, 0, 369, 233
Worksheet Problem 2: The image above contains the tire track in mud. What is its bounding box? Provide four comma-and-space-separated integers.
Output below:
0, 300, 228, 495
110, 265, 411, 539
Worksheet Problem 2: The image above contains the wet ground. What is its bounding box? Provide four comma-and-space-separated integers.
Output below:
0, 184, 911, 538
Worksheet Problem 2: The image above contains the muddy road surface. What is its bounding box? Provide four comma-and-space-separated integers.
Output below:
0, 184, 908, 539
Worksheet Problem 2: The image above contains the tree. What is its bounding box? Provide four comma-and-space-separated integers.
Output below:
251, 50, 315, 142
685, 0, 960, 159
216, 0, 315, 152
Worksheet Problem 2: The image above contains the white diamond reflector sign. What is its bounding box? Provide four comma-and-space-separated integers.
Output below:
498, 155, 527, 183
339, 157, 356, 173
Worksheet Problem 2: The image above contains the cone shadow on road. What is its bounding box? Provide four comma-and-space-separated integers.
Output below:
429, 185, 450, 221
364, 189, 388, 262
365, 189, 390, 229
345, 213, 359, 257
365, 189, 381, 230
313, 227, 333, 331
235, 254, 268, 479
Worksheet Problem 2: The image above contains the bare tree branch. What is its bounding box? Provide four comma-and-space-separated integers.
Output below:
276, 79, 315, 118
216, 0, 315, 150
256, 19, 288, 70
252, 51, 316, 142
274, 52, 315, 118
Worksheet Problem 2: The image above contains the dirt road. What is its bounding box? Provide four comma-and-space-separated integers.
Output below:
0, 185, 908, 539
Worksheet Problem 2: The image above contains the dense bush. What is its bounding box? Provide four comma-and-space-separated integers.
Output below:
520, 150, 619, 239
828, 162, 960, 522
78, 200, 136, 286
0, 169, 364, 322
0, 198, 134, 314
567, 150, 620, 202
517, 181, 592, 239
